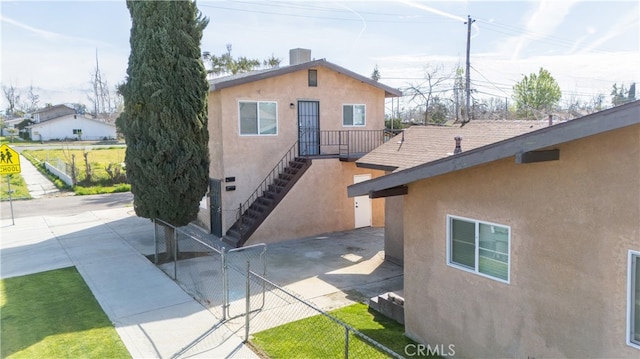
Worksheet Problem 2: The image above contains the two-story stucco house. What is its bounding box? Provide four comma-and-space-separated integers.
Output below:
348, 101, 640, 358
197, 49, 401, 248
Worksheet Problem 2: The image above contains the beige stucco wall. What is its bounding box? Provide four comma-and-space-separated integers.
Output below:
384, 195, 404, 265
203, 65, 388, 237
246, 160, 385, 245
403, 125, 640, 358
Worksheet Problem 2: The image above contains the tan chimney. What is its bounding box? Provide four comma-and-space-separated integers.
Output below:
289, 48, 311, 65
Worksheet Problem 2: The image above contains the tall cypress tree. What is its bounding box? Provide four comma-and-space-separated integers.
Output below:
117, 1, 210, 235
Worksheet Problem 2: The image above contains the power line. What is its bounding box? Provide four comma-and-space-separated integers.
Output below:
200, 2, 451, 24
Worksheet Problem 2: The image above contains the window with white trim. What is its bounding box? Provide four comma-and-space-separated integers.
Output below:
628, 251, 640, 348
239, 101, 277, 135
343, 104, 365, 126
447, 215, 510, 283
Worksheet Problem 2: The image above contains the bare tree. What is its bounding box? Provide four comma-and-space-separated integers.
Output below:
23, 84, 40, 113
2, 83, 21, 116
87, 50, 120, 119
404, 64, 451, 124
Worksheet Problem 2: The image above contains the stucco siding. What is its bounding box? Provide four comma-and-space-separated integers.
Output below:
207, 65, 387, 234
246, 160, 385, 245
384, 195, 404, 265
403, 125, 640, 358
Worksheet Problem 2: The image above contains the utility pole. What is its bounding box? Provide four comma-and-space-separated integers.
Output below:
464, 15, 475, 124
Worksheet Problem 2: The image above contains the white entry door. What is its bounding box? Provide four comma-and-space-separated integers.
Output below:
353, 174, 372, 228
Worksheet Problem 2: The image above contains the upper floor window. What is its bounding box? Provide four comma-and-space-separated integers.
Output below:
308, 69, 317, 87
447, 215, 510, 283
239, 101, 277, 135
343, 104, 365, 126
629, 250, 640, 349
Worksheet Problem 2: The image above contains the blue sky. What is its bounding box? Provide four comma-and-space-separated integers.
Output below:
1, 0, 638, 111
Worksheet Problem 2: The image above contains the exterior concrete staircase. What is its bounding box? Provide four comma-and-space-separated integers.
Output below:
222, 156, 311, 248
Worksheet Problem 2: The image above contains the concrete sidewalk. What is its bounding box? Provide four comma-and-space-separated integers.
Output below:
16, 153, 60, 198
0, 207, 257, 358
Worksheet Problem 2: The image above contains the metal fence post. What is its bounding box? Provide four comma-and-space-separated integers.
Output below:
153, 219, 158, 264
245, 260, 251, 343
344, 327, 349, 359
173, 227, 177, 280
221, 247, 228, 321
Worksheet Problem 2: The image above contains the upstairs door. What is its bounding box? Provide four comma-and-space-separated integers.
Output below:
298, 101, 320, 156
353, 174, 372, 228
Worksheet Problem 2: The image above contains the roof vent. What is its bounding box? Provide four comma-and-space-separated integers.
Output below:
454, 136, 462, 154
289, 48, 311, 65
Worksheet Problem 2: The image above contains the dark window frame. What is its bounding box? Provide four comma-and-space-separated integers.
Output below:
308, 69, 318, 87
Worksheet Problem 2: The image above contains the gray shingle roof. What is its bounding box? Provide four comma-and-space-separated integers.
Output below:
358, 120, 552, 171
349, 101, 640, 198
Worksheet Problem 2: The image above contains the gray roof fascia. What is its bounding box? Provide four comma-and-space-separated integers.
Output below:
31, 104, 74, 114
209, 59, 402, 97
347, 101, 640, 197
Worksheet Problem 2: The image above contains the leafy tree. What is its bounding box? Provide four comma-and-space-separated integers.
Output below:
611, 82, 636, 106
203, 44, 261, 76
512, 67, 561, 119
117, 0, 210, 259
611, 83, 628, 106
452, 67, 465, 122
263, 54, 282, 68
385, 117, 403, 130
371, 65, 381, 82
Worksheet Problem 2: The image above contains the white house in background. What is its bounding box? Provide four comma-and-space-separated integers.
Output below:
30, 104, 76, 123
1, 118, 25, 136
27, 114, 117, 141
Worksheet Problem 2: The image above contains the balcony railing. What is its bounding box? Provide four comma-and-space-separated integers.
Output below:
299, 129, 401, 160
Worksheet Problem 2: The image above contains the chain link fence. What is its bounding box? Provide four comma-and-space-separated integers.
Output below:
240, 270, 404, 359
152, 219, 403, 359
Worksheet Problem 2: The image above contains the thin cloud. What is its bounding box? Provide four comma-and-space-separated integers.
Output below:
395, 0, 480, 38
510, 0, 579, 60
577, 5, 639, 54
338, 3, 367, 49
1, 14, 110, 47
1, 15, 63, 39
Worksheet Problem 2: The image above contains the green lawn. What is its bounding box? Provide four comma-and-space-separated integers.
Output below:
23, 148, 130, 195
0, 267, 131, 359
251, 302, 433, 358
0, 174, 31, 201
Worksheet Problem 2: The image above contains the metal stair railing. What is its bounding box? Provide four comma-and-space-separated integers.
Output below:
236, 141, 301, 224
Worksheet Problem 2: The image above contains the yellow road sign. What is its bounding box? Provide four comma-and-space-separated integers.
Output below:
0, 144, 21, 174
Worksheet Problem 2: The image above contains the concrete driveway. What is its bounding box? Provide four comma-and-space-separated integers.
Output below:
1, 201, 402, 358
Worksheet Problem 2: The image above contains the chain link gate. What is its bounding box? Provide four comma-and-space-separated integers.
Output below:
152, 219, 403, 359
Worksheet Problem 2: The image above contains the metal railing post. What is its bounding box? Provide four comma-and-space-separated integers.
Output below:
244, 260, 251, 343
